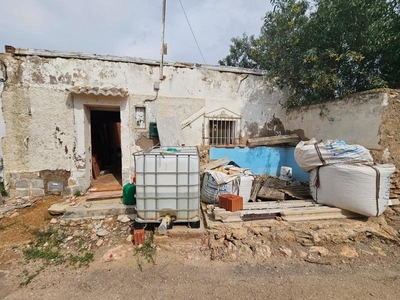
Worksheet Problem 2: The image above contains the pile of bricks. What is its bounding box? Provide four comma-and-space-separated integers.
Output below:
390, 168, 400, 200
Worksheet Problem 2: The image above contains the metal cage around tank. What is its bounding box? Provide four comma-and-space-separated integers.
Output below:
133, 146, 200, 224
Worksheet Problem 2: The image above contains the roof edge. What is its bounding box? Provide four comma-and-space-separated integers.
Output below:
4, 45, 266, 76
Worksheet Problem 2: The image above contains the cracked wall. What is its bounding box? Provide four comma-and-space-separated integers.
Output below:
0, 53, 284, 196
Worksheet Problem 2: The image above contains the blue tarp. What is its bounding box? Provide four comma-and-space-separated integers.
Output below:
210, 146, 309, 182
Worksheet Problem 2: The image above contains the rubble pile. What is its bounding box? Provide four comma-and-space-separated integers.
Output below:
207, 208, 400, 263
0, 196, 42, 219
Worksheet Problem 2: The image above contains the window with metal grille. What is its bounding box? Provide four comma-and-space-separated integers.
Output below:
203, 109, 241, 146
208, 119, 237, 145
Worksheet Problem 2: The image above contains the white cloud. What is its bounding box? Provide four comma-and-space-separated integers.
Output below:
0, 0, 272, 65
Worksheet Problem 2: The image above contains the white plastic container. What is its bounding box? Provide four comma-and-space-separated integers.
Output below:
279, 166, 292, 181
134, 147, 200, 222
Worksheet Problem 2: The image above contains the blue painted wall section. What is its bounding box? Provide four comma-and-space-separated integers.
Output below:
210, 146, 309, 182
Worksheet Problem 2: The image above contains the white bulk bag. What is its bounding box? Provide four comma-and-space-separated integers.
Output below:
295, 138, 373, 172
310, 163, 395, 217
201, 171, 240, 204
238, 175, 254, 204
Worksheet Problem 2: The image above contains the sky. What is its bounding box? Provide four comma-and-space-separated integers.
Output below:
0, 0, 272, 65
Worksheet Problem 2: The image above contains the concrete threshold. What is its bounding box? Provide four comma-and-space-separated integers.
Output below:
49, 200, 136, 220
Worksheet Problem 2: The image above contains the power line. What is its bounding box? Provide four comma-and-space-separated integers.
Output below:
178, 0, 207, 64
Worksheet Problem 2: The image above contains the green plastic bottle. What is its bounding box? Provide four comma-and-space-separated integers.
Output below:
122, 183, 136, 205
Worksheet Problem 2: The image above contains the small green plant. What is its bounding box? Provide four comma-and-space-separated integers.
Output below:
67, 252, 94, 267
20, 226, 94, 285
20, 267, 45, 286
23, 247, 65, 264
74, 190, 82, 197
133, 232, 156, 271
43, 215, 52, 221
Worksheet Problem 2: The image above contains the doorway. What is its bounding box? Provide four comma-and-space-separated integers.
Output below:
90, 109, 122, 191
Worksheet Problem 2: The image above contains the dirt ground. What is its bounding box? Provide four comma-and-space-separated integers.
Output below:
1, 196, 400, 300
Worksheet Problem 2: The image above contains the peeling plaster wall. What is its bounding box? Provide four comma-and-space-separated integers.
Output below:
0, 53, 284, 195
285, 91, 387, 149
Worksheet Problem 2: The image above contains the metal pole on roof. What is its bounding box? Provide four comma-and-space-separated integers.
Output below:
159, 0, 166, 81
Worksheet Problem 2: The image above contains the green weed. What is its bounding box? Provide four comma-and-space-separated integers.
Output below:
20, 267, 45, 286
133, 232, 156, 271
20, 226, 94, 286
67, 252, 94, 267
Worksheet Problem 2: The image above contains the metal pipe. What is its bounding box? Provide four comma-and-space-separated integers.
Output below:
159, 0, 167, 81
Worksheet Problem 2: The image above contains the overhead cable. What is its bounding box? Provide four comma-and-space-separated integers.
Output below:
178, 0, 207, 64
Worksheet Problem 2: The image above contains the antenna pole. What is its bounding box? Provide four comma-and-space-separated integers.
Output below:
160, 0, 166, 80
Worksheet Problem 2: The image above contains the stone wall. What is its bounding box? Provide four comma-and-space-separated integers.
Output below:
371, 90, 400, 200
285, 89, 400, 200
285, 91, 387, 150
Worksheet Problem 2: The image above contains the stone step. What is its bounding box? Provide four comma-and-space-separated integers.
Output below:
48, 202, 136, 220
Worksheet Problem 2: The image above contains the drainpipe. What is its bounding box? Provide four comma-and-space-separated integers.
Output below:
159, 0, 166, 81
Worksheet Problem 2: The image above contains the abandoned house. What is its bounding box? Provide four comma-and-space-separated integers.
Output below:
0, 45, 399, 200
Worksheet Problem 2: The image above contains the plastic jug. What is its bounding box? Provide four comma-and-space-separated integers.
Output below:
122, 183, 136, 205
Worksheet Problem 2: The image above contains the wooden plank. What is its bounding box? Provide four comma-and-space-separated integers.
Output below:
282, 212, 363, 222
249, 178, 263, 202
92, 154, 101, 179
200, 157, 228, 172
247, 134, 300, 147
244, 200, 318, 210
257, 187, 285, 200
220, 216, 243, 223
86, 191, 122, 201
281, 206, 348, 215
241, 213, 279, 221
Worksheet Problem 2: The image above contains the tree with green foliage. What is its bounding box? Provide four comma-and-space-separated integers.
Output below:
220, 0, 400, 107
218, 33, 260, 69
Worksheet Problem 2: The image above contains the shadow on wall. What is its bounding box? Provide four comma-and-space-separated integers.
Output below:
209, 146, 309, 182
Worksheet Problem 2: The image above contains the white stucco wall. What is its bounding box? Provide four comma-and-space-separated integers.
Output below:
0, 53, 285, 191
285, 92, 388, 149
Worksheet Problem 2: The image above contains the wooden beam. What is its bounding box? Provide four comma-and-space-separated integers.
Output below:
244, 200, 319, 210
200, 157, 228, 172
281, 213, 363, 222
247, 134, 300, 147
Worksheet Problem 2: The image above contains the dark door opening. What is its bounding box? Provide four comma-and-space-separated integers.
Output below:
90, 110, 122, 191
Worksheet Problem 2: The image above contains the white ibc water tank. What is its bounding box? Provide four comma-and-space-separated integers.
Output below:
134, 147, 200, 221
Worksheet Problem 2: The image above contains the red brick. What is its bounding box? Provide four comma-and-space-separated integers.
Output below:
134, 229, 145, 245
218, 194, 243, 212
